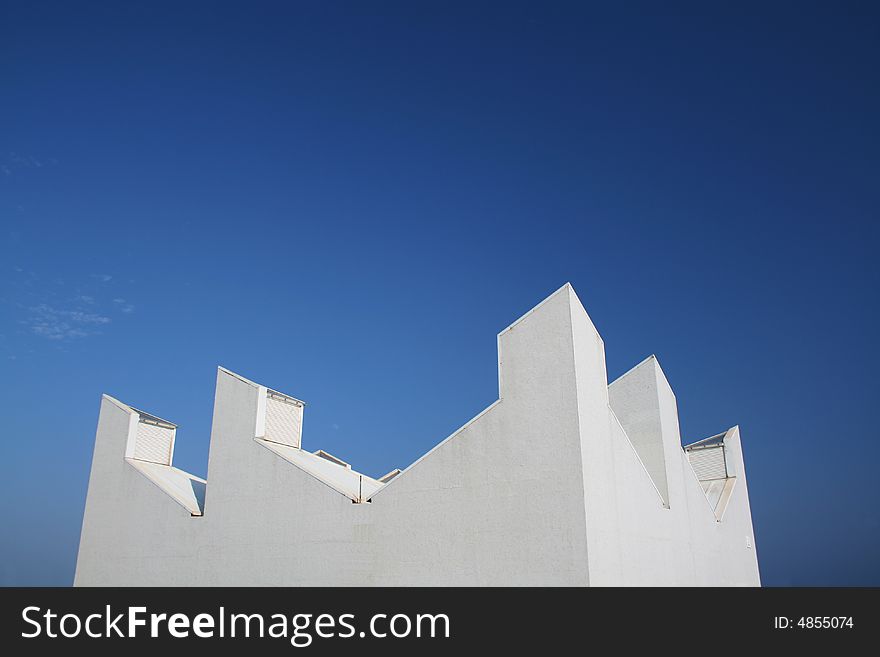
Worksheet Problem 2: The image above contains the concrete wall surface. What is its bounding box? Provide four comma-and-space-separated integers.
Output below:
74, 284, 760, 586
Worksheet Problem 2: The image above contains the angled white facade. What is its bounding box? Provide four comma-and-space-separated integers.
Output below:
75, 284, 760, 586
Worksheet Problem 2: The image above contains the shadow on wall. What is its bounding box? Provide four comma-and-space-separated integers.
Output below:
190, 479, 206, 513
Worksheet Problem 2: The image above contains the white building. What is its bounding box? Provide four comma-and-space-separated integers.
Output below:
75, 284, 760, 586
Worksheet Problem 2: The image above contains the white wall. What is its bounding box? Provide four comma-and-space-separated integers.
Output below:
75, 284, 760, 586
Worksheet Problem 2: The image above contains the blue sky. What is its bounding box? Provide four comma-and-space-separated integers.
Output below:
1, 1, 878, 586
